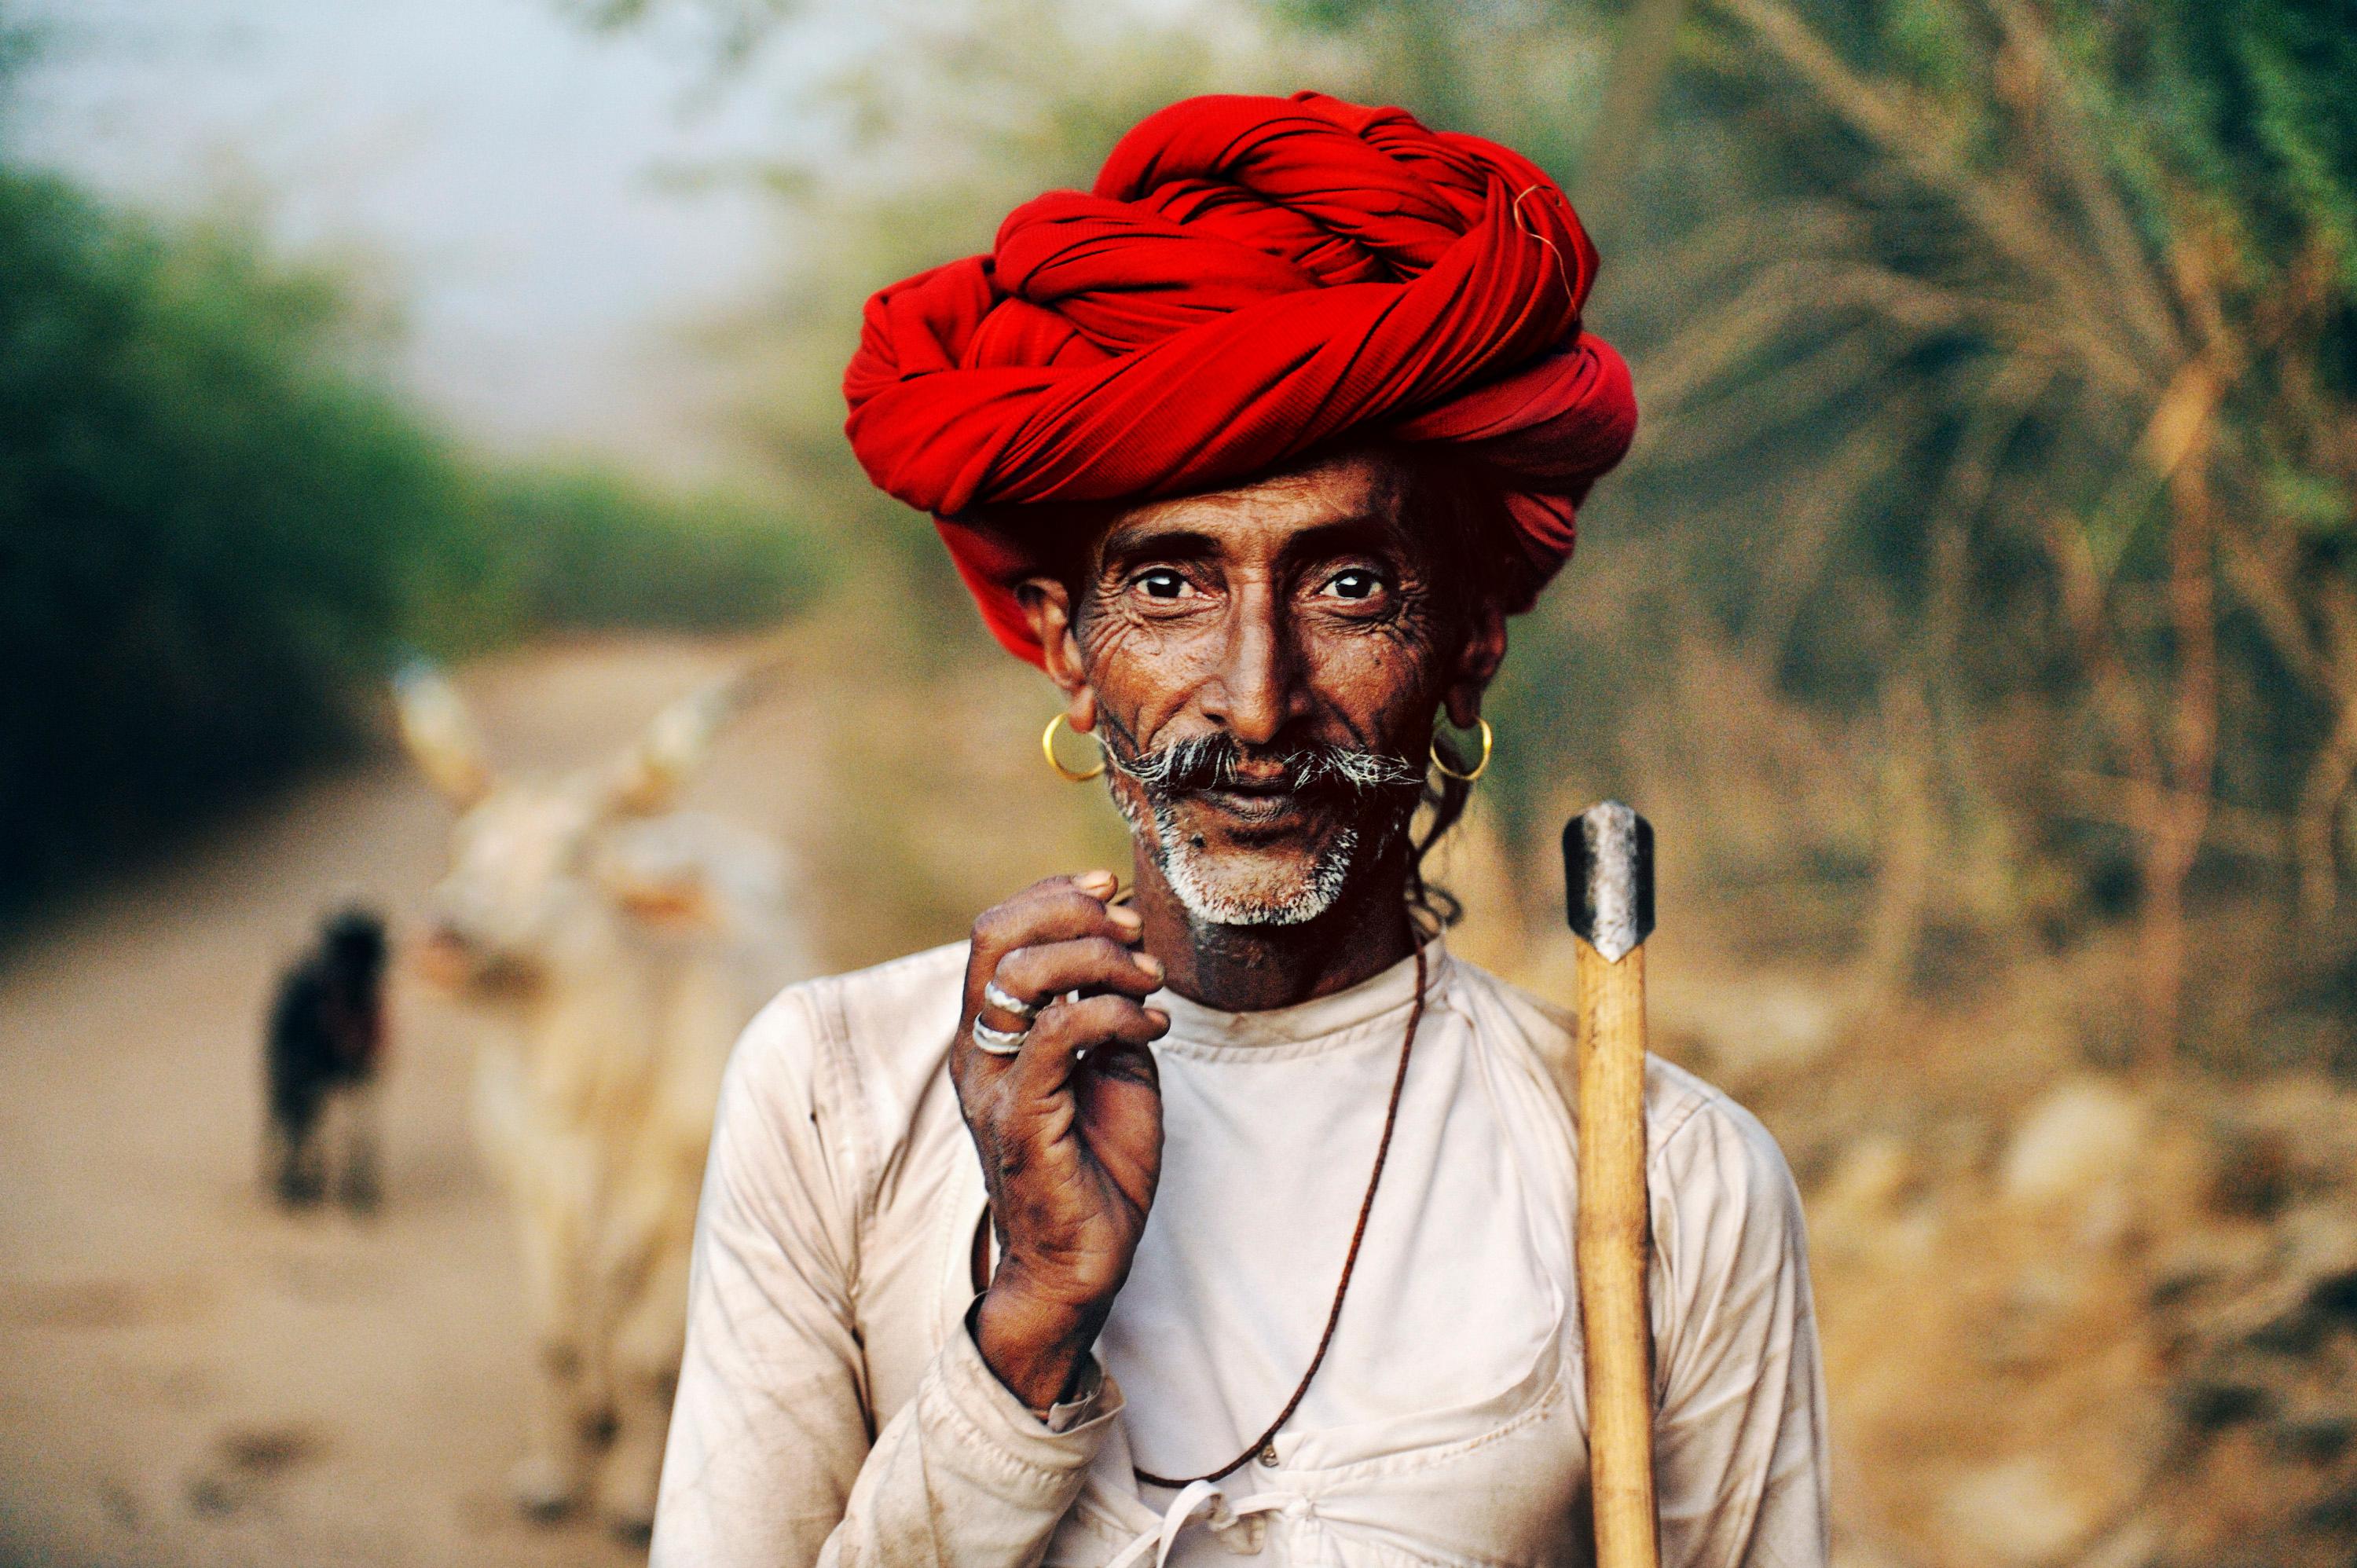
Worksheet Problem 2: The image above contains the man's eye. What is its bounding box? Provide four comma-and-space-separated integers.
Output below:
1135, 570, 1192, 600
1323, 569, 1384, 601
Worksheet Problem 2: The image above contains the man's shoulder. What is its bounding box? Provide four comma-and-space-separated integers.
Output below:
759, 940, 970, 1041
1445, 955, 1802, 1213
725, 940, 972, 1127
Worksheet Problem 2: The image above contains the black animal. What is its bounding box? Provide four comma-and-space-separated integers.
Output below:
264, 908, 390, 1210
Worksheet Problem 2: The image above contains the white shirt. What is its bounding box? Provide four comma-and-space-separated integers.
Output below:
651, 939, 1831, 1568
1105, 947, 1560, 1511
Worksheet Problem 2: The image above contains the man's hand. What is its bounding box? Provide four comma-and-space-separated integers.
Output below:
955, 870, 1168, 1412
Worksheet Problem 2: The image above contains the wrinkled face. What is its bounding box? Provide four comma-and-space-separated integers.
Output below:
420, 783, 603, 988
1048, 449, 1495, 927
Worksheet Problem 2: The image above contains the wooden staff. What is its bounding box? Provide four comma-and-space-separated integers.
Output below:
1563, 801, 1660, 1568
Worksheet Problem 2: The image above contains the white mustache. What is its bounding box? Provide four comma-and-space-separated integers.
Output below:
1107, 733, 1424, 795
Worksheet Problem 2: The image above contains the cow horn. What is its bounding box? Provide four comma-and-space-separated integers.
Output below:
392, 661, 496, 807
603, 643, 793, 816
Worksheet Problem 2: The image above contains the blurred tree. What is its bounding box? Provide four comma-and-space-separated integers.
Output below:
482, 466, 826, 632
1612, 0, 2357, 1064
0, 165, 490, 910
0, 38, 827, 919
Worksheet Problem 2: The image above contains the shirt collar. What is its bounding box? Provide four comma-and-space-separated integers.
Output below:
1149, 936, 1447, 1054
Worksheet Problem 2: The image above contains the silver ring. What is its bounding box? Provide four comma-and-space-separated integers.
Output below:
971, 1017, 1029, 1057
982, 980, 1041, 1024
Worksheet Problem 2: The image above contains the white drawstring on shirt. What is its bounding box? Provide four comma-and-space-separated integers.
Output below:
1107, 1480, 1310, 1568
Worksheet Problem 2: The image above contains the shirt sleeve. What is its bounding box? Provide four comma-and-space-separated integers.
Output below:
649, 987, 1118, 1568
1647, 1093, 1832, 1568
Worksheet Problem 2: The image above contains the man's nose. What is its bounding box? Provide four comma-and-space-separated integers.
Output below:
1200, 582, 1304, 746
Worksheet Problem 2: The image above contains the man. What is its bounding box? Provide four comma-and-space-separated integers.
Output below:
652, 92, 1828, 1566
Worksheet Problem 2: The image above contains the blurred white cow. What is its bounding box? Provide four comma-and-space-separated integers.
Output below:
394, 658, 808, 1539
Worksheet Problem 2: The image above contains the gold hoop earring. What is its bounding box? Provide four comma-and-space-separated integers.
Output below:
1042, 713, 1107, 782
1429, 716, 1494, 783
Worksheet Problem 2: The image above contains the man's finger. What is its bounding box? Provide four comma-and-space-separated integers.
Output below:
1075, 1035, 1163, 1210
1005, 996, 1169, 1098
967, 883, 1139, 980
993, 938, 1164, 1014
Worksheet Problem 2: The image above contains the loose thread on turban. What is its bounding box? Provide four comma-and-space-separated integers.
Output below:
1512, 184, 1578, 306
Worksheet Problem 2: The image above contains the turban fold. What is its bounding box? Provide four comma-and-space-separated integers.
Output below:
841, 90, 1638, 665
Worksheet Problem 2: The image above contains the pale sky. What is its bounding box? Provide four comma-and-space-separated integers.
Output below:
9, 0, 846, 476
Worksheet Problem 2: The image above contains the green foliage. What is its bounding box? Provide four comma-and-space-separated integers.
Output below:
0, 166, 487, 906
0, 159, 826, 918
479, 466, 825, 632
2093, 0, 2357, 295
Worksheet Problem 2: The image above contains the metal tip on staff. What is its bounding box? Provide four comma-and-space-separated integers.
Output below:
1562, 798, 1663, 1568
1563, 800, 1655, 962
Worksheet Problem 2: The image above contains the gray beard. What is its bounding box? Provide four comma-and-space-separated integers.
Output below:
1110, 786, 1409, 929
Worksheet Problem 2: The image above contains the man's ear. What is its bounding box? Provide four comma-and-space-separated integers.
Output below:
1016, 577, 1098, 731
1443, 599, 1508, 730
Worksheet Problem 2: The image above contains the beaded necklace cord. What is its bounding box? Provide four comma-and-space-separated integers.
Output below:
1131, 938, 1429, 1489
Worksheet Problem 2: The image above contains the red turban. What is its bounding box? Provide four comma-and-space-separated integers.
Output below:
841, 90, 1638, 666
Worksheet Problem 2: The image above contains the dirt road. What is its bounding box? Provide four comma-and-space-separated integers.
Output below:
0, 636, 823, 1568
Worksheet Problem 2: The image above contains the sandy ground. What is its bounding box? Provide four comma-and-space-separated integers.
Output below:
0, 636, 823, 1568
